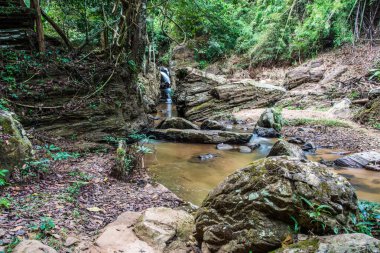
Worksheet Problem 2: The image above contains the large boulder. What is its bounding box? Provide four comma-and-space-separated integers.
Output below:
150, 129, 251, 144
157, 117, 200, 130
328, 98, 352, 119
274, 233, 380, 253
0, 110, 33, 171
195, 157, 358, 253
176, 68, 286, 121
13, 240, 57, 253
88, 207, 194, 253
334, 151, 380, 168
267, 140, 306, 160
257, 108, 283, 131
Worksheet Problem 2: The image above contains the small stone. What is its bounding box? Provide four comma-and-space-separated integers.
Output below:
64, 237, 80, 247
239, 146, 252, 153
288, 137, 305, 144
0, 229, 5, 238
302, 142, 316, 151
216, 143, 234, 151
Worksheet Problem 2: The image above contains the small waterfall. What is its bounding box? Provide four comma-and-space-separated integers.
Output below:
249, 133, 274, 155
166, 103, 172, 118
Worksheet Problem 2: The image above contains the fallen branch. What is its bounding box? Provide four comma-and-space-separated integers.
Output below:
41, 9, 73, 50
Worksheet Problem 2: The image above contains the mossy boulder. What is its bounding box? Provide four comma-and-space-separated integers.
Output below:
257, 108, 284, 132
195, 157, 358, 253
355, 97, 380, 127
0, 110, 33, 171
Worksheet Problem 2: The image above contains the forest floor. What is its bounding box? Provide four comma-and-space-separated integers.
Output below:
0, 140, 182, 252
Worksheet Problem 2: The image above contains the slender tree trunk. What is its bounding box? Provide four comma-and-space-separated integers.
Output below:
41, 9, 73, 50
32, 0, 45, 52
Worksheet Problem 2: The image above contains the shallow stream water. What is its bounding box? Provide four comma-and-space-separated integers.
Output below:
148, 104, 380, 205
147, 142, 380, 205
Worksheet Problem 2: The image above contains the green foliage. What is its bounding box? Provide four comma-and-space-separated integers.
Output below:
0, 169, 9, 187
6, 237, 21, 253
348, 91, 360, 100
0, 99, 10, 111
0, 197, 11, 209
50, 151, 80, 161
65, 181, 88, 203
21, 158, 50, 180
369, 68, 380, 81
31, 217, 55, 239
272, 108, 284, 132
149, 0, 369, 65
350, 201, 380, 236
300, 196, 335, 231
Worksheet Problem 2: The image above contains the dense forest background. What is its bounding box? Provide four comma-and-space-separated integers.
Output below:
31, 0, 380, 66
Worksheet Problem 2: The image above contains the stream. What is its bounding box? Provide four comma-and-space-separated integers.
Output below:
147, 104, 380, 205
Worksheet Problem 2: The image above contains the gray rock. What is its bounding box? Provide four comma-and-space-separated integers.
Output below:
200, 119, 226, 131
268, 140, 307, 159
257, 108, 283, 131
150, 129, 251, 144
239, 146, 252, 153
302, 142, 316, 151
64, 236, 79, 247
369, 88, 380, 100
274, 233, 380, 253
335, 151, 380, 168
328, 98, 351, 119
284, 63, 326, 89
254, 126, 281, 138
195, 157, 358, 253
216, 143, 234, 151
0, 110, 33, 172
247, 142, 261, 150
197, 153, 218, 161
157, 117, 200, 130
288, 137, 305, 144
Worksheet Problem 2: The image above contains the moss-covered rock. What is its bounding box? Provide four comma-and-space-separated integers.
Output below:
195, 157, 358, 253
355, 97, 380, 127
0, 110, 33, 171
273, 234, 380, 253
257, 108, 284, 132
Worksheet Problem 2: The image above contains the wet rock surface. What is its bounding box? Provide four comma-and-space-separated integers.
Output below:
150, 129, 252, 144
334, 151, 380, 168
157, 117, 200, 130
0, 110, 33, 171
254, 126, 281, 138
267, 140, 307, 159
176, 68, 286, 121
216, 143, 234, 151
195, 157, 358, 253
274, 233, 380, 253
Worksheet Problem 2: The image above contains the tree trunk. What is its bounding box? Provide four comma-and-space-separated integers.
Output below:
31, 0, 45, 52
41, 9, 73, 50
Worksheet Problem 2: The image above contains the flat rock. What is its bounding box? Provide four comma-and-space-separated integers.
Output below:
216, 143, 234, 151
157, 117, 200, 130
64, 236, 79, 247
176, 68, 286, 121
13, 240, 57, 253
150, 129, 251, 144
334, 151, 380, 168
87, 207, 194, 253
274, 233, 380, 253
239, 146, 252, 153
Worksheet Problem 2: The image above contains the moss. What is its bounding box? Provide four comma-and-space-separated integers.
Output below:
284, 118, 351, 128
188, 100, 217, 113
